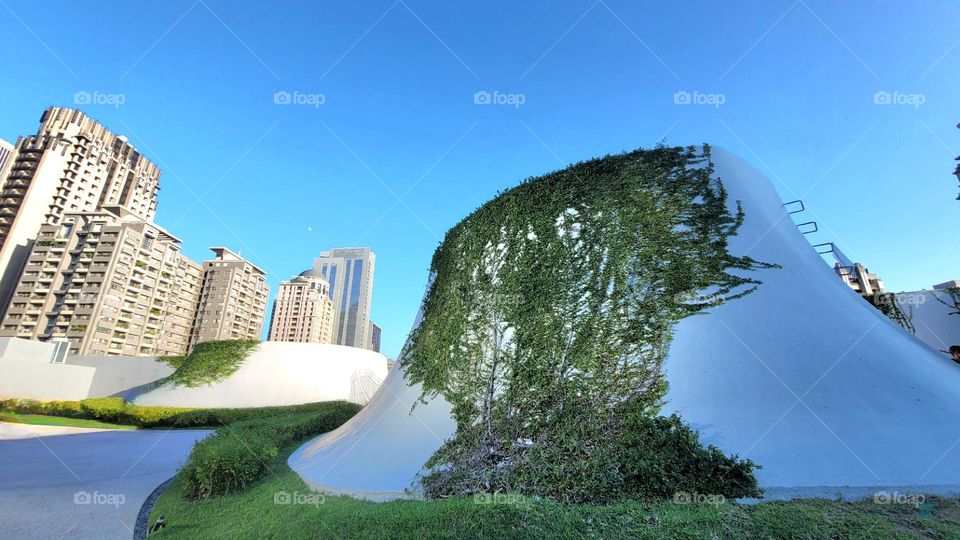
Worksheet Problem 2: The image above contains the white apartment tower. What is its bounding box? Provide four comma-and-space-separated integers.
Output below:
267, 270, 335, 344
0, 139, 14, 187
310, 247, 375, 349
0, 108, 160, 318
0, 207, 201, 356
190, 247, 269, 348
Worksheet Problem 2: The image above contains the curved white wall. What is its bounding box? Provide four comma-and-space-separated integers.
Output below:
902, 289, 960, 355
132, 342, 389, 408
289, 147, 960, 501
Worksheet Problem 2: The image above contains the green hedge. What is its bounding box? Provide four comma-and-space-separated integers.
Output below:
0, 397, 356, 429
180, 402, 361, 499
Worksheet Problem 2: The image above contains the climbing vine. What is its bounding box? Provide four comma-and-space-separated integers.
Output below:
404, 145, 776, 501
869, 292, 916, 334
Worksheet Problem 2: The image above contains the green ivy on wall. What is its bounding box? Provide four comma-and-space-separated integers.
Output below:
403, 145, 777, 501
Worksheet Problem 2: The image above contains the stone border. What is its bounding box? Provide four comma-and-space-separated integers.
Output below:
133, 475, 176, 539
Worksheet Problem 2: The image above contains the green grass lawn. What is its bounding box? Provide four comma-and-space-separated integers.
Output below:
0, 412, 136, 430
149, 444, 960, 540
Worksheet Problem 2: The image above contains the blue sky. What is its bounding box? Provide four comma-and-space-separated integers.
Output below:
1, 0, 958, 358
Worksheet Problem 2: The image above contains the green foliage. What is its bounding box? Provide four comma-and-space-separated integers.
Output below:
0, 398, 354, 429
180, 402, 360, 499
182, 430, 278, 499
405, 145, 775, 502
868, 292, 915, 334
619, 411, 760, 500
79, 397, 129, 422
0, 398, 85, 418
165, 339, 260, 388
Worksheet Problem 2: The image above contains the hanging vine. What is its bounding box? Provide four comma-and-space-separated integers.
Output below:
404, 145, 777, 501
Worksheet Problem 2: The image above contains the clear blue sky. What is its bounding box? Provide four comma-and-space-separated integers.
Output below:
1, 1, 958, 359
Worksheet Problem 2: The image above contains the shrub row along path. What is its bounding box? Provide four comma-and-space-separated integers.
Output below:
0, 422, 209, 539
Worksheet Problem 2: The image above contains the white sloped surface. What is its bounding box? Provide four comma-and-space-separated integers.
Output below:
132, 342, 389, 408
289, 147, 960, 500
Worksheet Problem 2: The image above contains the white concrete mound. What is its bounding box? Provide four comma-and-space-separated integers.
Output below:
132, 342, 389, 408
289, 147, 960, 501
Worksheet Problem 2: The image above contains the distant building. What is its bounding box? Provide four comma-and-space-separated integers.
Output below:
0, 108, 161, 319
0, 139, 14, 188
835, 262, 885, 297
934, 279, 960, 290
190, 247, 269, 348
309, 247, 375, 349
368, 321, 381, 353
0, 207, 201, 356
268, 270, 335, 344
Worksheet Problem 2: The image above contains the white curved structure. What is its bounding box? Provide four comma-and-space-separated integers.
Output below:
290, 147, 960, 500
132, 342, 388, 408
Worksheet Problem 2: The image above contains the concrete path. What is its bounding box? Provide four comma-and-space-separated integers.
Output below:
0, 423, 209, 539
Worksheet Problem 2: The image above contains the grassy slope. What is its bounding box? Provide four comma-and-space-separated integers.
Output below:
0, 412, 136, 429
150, 445, 960, 540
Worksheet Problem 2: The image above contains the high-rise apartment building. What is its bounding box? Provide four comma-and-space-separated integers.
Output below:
309, 247, 375, 349
267, 270, 335, 344
368, 321, 381, 353
190, 247, 269, 348
835, 262, 885, 297
0, 108, 160, 318
0, 207, 201, 356
0, 139, 14, 187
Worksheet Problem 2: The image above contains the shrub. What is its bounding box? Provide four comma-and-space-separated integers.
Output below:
79, 397, 129, 422
180, 401, 361, 499
165, 340, 260, 388
0, 398, 85, 418
0, 398, 357, 429
618, 410, 761, 500
181, 430, 278, 499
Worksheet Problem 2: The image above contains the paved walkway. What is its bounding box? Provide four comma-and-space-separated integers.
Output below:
0, 423, 209, 539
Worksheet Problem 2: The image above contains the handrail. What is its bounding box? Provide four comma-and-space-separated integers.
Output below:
797, 221, 818, 234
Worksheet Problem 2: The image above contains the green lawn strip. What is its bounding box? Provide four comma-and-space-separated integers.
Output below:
0, 411, 136, 430
149, 444, 960, 539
